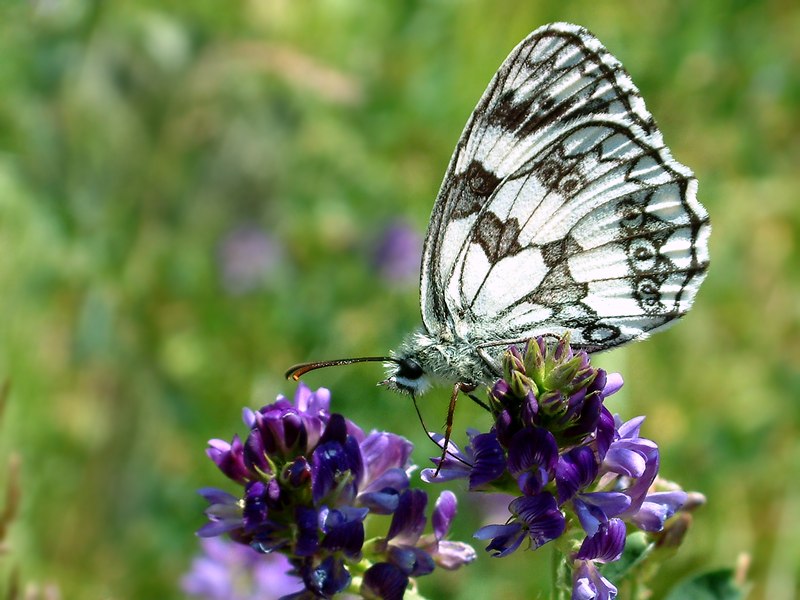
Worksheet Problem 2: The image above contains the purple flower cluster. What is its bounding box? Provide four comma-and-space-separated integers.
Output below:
422, 336, 689, 599
198, 383, 475, 599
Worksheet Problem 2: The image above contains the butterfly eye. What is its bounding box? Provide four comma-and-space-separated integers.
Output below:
397, 358, 424, 380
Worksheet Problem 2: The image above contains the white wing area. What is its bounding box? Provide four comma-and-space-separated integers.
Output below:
420, 22, 709, 352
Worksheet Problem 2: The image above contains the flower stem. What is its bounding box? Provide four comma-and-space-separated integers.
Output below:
551, 545, 562, 600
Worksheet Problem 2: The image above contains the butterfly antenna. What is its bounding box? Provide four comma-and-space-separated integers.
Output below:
285, 356, 398, 381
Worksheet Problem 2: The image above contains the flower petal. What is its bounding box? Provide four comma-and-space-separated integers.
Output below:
431, 491, 457, 541
510, 494, 566, 548
507, 427, 558, 478
556, 447, 598, 504
631, 491, 687, 532
432, 540, 477, 569
576, 518, 626, 563
473, 523, 525, 557
361, 562, 409, 600
421, 435, 471, 483
302, 555, 351, 598
468, 433, 506, 490
572, 560, 618, 600
386, 489, 428, 545
387, 544, 435, 576
360, 432, 413, 482
207, 435, 251, 484
320, 507, 368, 558
602, 372, 624, 397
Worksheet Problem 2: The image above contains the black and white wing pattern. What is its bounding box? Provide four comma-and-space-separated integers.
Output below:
419, 22, 710, 352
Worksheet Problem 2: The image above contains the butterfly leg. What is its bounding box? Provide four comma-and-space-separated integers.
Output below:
431, 381, 480, 477
432, 382, 461, 478
410, 387, 471, 473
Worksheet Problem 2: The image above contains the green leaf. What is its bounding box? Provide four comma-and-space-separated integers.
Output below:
663, 569, 744, 600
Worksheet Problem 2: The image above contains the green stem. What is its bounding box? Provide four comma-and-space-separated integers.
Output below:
550, 545, 561, 600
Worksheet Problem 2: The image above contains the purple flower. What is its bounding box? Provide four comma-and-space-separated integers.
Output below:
422, 335, 695, 597
420, 431, 506, 489
425, 491, 477, 569
300, 555, 351, 598
382, 489, 436, 576
556, 446, 599, 504
319, 505, 369, 557
206, 435, 249, 484
575, 519, 626, 563
601, 417, 660, 518
356, 489, 475, 598
361, 562, 409, 600
198, 382, 474, 598
507, 427, 559, 495
195, 334, 698, 598
311, 416, 364, 506
572, 521, 625, 599
217, 225, 282, 295
474, 494, 565, 556
572, 520, 625, 599
357, 431, 414, 514
372, 221, 422, 284
572, 560, 618, 600
377, 490, 476, 572
181, 537, 303, 600
245, 385, 332, 462
197, 488, 243, 538
472, 521, 526, 557
571, 492, 631, 538
630, 490, 688, 532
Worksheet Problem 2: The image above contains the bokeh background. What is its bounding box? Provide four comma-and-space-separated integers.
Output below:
1, 0, 798, 598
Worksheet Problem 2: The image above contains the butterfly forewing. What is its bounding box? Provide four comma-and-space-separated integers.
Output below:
420, 22, 709, 352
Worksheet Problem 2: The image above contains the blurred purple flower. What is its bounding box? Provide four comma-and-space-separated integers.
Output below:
217, 225, 282, 295
181, 537, 302, 600
372, 221, 422, 284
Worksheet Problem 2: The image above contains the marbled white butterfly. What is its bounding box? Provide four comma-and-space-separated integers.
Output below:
288, 22, 710, 408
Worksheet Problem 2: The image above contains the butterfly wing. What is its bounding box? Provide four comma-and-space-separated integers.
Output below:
419, 22, 710, 352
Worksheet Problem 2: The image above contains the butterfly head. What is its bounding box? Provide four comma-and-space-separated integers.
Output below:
285, 332, 466, 396
380, 356, 431, 396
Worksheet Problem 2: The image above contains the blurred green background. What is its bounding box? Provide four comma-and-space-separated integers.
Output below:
1, 0, 798, 598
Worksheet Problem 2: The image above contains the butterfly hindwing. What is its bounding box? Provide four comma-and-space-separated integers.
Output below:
420, 22, 710, 352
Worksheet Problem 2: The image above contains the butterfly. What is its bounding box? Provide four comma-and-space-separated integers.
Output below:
287, 22, 709, 419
